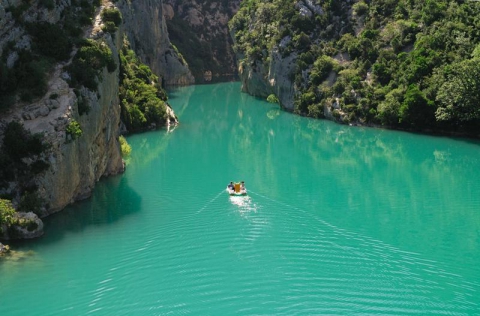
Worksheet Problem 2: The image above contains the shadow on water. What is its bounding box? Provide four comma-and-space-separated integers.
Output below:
8, 174, 142, 250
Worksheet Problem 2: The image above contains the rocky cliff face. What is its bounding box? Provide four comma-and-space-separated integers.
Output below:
119, 0, 194, 85
0, 0, 183, 218
34, 35, 124, 214
1, 2, 125, 216
237, 47, 297, 111
163, 0, 240, 82
230, 0, 341, 112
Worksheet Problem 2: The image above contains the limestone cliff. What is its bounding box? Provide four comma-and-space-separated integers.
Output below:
34, 36, 124, 214
229, 0, 339, 112
119, 0, 194, 85
237, 47, 297, 111
1, 2, 125, 216
0, 0, 182, 221
163, 0, 240, 83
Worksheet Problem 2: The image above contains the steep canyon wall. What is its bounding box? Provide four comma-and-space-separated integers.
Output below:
0, 0, 187, 219
163, 0, 240, 83
120, 0, 194, 85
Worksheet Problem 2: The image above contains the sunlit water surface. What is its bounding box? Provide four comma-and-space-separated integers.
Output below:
1, 82, 480, 315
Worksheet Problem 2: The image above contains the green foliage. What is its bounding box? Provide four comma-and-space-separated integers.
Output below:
0, 121, 49, 191
66, 120, 83, 141
101, 8, 122, 26
119, 136, 132, 157
295, 90, 317, 115
267, 94, 279, 104
435, 58, 480, 126
377, 88, 403, 126
102, 21, 118, 35
1, 50, 50, 103
230, 0, 480, 135
399, 84, 435, 127
353, 1, 368, 16
101, 7, 122, 34
67, 39, 116, 90
119, 42, 169, 131
26, 22, 72, 61
2, 0, 101, 109
292, 32, 311, 51
309, 56, 334, 85
3, 121, 46, 160
0, 199, 16, 234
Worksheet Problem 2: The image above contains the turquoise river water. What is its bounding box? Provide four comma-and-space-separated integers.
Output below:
1, 82, 480, 315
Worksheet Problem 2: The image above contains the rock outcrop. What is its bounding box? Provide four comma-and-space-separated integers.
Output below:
0, 242, 10, 256
9, 212, 44, 239
0, 0, 183, 221
163, 0, 241, 82
238, 48, 297, 111
119, 0, 194, 85
1, 4, 125, 216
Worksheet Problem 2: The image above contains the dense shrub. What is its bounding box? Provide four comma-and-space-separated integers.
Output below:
3, 121, 47, 160
102, 21, 118, 35
267, 94, 279, 104
309, 56, 334, 85
119, 42, 169, 131
67, 39, 116, 90
26, 22, 72, 61
119, 136, 131, 157
1, 50, 50, 102
230, 0, 480, 135
0, 121, 49, 194
101, 8, 122, 27
2, 0, 102, 109
66, 120, 83, 141
0, 199, 16, 234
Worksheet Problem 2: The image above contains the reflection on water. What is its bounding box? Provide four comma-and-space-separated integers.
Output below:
2, 82, 479, 315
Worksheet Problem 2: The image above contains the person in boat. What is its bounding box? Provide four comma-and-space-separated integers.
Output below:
240, 181, 245, 190
227, 181, 234, 190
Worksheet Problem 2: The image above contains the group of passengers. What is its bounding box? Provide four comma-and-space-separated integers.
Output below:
227, 181, 245, 191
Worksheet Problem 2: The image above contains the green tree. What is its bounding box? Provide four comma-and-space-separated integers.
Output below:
0, 199, 16, 234
435, 59, 480, 124
399, 84, 435, 127
309, 56, 333, 85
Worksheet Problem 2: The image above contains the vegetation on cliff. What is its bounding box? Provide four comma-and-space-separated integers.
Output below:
67, 39, 116, 91
119, 136, 132, 157
230, 0, 480, 136
119, 40, 170, 131
0, 0, 101, 110
0, 121, 49, 189
0, 199, 16, 235
101, 7, 123, 35
0, 121, 49, 219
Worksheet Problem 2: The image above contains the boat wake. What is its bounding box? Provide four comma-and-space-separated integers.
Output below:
196, 189, 225, 214
228, 195, 259, 214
